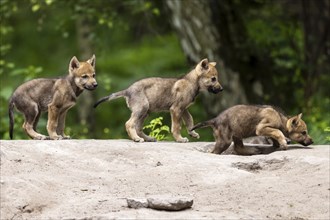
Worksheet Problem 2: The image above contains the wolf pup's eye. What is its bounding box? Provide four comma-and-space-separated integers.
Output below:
82, 75, 88, 79
211, 77, 217, 82
301, 131, 307, 135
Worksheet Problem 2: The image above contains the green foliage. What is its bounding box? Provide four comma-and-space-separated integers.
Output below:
325, 127, 330, 143
143, 117, 170, 141
246, 2, 305, 88
301, 94, 330, 145
0, 0, 328, 145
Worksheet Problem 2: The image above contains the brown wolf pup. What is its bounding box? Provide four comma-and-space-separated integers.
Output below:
191, 105, 313, 155
9, 55, 97, 140
94, 59, 223, 143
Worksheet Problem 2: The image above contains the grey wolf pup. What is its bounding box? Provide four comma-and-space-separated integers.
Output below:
191, 105, 313, 155
9, 55, 97, 140
94, 59, 223, 142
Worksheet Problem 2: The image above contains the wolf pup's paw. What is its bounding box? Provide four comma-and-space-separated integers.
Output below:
278, 139, 288, 150
33, 135, 49, 140
50, 135, 64, 140
133, 137, 145, 143
285, 137, 291, 144
211, 148, 221, 154
176, 137, 189, 143
279, 144, 288, 150
62, 135, 71, 140
189, 131, 200, 139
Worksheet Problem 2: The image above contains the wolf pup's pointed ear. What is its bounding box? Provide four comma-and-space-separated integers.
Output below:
87, 54, 96, 68
69, 56, 80, 74
291, 114, 302, 127
200, 58, 209, 70
209, 62, 216, 67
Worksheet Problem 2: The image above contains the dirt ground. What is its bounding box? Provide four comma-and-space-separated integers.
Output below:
1, 140, 329, 220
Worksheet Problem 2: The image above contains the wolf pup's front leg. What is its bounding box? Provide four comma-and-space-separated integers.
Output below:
47, 103, 63, 140
170, 106, 188, 143
255, 123, 288, 150
56, 108, 71, 139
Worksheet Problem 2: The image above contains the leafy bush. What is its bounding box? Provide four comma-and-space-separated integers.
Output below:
143, 117, 170, 141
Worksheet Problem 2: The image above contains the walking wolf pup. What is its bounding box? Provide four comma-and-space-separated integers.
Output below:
94, 59, 223, 143
9, 55, 97, 140
191, 105, 313, 155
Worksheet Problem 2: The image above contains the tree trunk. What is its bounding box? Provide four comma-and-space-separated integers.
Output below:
300, 0, 330, 104
75, 17, 96, 133
165, 0, 247, 116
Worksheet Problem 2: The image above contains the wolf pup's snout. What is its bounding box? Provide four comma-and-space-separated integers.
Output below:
84, 82, 98, 90
302, 138, 313, 146
208, 84, 223, 94
217, 85, 224, 92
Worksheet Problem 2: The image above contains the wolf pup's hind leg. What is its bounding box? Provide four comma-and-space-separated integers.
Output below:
22, 103, 48, 140
125, 115, 144, 142
182, 109, 200, 139
211, 128, 231, 154
135, 113, 157, 142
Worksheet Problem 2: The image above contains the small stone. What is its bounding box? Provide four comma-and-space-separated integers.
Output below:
147, 195, 193, 211
126, 198, 148, 209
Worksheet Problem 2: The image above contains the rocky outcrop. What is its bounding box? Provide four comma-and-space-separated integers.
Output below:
0, 140, 329, 219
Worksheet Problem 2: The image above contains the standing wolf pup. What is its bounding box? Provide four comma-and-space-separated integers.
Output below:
191, 105, 313, 155
94, 59, 223, 142
9, 55, 97, 140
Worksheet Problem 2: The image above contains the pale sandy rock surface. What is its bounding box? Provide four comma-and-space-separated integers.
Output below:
0, 140, 329, 220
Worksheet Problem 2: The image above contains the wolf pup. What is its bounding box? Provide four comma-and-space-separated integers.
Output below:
9, 55, 97, 140
94, 59, 223, 143
191, 105, 313, 155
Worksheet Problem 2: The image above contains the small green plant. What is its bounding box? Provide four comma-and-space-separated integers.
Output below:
325, 127, 330, 143
143, 117, 170, 141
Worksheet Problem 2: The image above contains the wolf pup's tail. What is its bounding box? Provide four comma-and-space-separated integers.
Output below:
93, 91, 126, 108
233, 137, 277, 155
234, 143, 277, 155
8, 100, 15, 139
190, 119, 215, 131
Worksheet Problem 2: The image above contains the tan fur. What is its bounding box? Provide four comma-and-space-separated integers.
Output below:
9, 55, 97, 140
94, 58, 223, 142
191, 105, 313, 155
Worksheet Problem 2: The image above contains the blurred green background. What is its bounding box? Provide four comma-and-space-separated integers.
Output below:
1, 0, 329, 143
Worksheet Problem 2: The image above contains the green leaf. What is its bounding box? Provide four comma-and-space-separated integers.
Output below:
32, 4, 40, 12
45, 0, 53, 5
0, 86, 13, 99
143, 116, 169, 141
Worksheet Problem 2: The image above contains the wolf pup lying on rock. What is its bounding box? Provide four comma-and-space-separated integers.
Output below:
94, 59, 223, 143
9, 55, 97, 140
191, 105, 313, 155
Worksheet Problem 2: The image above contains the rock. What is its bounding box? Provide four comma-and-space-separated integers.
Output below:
126, 196, 194, 211
126, 198, 148, 209
147, 195, 193, 211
